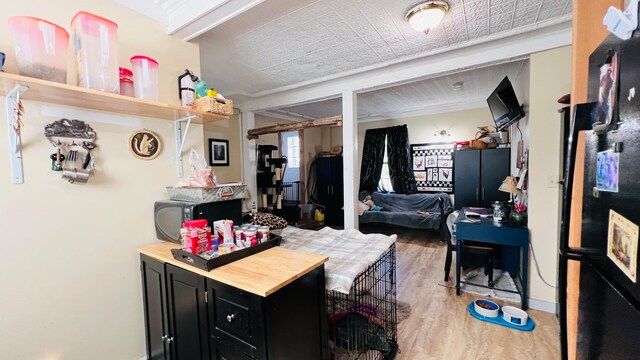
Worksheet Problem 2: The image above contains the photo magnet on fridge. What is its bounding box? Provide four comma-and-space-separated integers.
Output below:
608, 210, 639, 283
596, 150, 619, 192
596, 52, 618, 127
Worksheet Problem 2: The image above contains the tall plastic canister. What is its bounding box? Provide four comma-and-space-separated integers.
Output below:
71, 11, 119, 93
8, 17, 69, 83
130, 55, 159, 101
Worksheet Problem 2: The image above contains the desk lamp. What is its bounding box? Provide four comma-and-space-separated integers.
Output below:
498, 176, 526, 225
498, 176, 520, 195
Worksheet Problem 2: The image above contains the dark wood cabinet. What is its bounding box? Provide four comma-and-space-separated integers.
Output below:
141, 255, 170, 360
165, 264, 209, 360
207, 280, 265, 359
316, 156, 343, 226
453, 150, 481, 211
454, 148, 510, 210
140, 254, 328, 360
212, 340, 253, 359
141, 256, 209, 360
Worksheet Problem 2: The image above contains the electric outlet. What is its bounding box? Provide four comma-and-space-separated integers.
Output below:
547, 175, 558, 188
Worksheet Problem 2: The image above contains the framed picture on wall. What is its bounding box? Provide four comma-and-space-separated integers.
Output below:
209, 138, 229, 166
411, 142, 455, 193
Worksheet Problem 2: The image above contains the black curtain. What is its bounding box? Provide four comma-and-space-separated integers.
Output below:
386, 125, 417, 194
359, 128, 386, 193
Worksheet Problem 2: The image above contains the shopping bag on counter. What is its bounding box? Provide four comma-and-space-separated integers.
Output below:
176, 149, 218, 187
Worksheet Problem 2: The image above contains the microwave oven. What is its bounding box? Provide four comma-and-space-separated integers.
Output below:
154, 199, 242, 242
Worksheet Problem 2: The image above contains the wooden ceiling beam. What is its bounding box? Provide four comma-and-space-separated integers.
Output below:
247, 115, 342, 139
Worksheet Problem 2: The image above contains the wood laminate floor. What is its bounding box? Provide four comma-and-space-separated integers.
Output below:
361, 226, 561, 360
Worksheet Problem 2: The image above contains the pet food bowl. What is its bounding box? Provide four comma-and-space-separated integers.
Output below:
501, 306, 529, 326
473, 299, 499, 318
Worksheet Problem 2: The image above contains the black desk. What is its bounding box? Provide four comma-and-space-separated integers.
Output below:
455, 208, 529, 310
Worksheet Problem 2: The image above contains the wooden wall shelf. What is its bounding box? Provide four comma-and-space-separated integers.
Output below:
0, 72, 228, 124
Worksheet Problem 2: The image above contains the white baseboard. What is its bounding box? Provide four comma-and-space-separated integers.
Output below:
528, 298, 558, 314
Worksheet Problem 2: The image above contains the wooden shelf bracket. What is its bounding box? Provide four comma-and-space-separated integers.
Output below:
6, 84, 29, 184
175, 115, 197, 178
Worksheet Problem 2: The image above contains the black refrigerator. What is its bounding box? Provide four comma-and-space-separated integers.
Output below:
559, 33, 640, 359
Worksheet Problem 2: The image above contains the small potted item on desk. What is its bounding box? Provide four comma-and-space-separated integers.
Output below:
510, 203, 527, 226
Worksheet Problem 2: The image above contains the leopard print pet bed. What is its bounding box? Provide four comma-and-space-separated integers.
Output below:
243, 212, 288, 231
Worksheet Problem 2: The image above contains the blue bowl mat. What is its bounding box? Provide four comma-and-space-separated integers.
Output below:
467, 302, 535, 331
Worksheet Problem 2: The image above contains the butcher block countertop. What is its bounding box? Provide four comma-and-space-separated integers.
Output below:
138, 242, 328, 297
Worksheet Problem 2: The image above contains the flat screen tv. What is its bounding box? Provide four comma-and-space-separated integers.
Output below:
487, 76, 525, 131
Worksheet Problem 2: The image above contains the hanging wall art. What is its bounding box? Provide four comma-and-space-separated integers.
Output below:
44, 118, 98, 184
129, 129, 162, 160
411, 142, 455, 193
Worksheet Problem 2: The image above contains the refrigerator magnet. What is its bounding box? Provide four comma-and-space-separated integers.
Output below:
607, 210, 639, 283
596, 150, 619, 192
596, 52, 618, 127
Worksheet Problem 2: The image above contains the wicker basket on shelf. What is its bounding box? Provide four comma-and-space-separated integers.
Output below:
192, 96, 233, 115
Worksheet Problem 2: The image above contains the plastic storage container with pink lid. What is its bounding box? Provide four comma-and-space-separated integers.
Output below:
119, 67, 134, 97
71, 11, 119, 93
130, 55, 159, 101
8, 17, 69, 83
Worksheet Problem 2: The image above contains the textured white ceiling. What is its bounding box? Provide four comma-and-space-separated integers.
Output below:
198, 0, 570, 97
112, 0, 265, 40
261, 60, 528, 121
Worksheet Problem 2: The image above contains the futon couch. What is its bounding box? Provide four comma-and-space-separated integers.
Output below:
358, 191, 452, 231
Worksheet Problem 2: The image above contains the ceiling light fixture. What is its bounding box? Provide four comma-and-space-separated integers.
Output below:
405, 1, 449, 33
434, 129, 451, 137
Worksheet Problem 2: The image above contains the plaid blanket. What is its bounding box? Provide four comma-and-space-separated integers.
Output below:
280, 227, 397, 294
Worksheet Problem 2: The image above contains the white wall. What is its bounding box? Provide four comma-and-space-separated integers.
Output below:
0, 1, 202, 359
324, 107, 496, 171
527, 45, 572, 305
254, 114, 282, 157
203, 109, 242, 183
511, 61, 531, 174
356, 107, 495, 148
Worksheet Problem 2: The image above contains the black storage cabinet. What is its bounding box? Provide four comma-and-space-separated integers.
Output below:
141, 255, 210, 360
315, 156, 344, 226
453, 148, 510, 210
140, 255, 328, 360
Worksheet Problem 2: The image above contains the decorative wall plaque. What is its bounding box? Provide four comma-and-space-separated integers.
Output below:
411, 142, 455, 193
129, 129, 161, 160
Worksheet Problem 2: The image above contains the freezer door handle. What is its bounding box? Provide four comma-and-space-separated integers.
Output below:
561, 247, 602, 257
559, 251, 589, 261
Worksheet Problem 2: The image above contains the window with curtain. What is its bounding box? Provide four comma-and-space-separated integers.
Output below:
360, 125, 415, 194
378, 136, 394, 192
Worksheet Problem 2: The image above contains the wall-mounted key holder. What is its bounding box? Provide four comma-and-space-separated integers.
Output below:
44, 118, 97, 141
44, 119, 98, 184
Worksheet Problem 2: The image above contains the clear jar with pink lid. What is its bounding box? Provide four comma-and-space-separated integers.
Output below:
119, 67, 134, 97
130, 55, 159, 101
